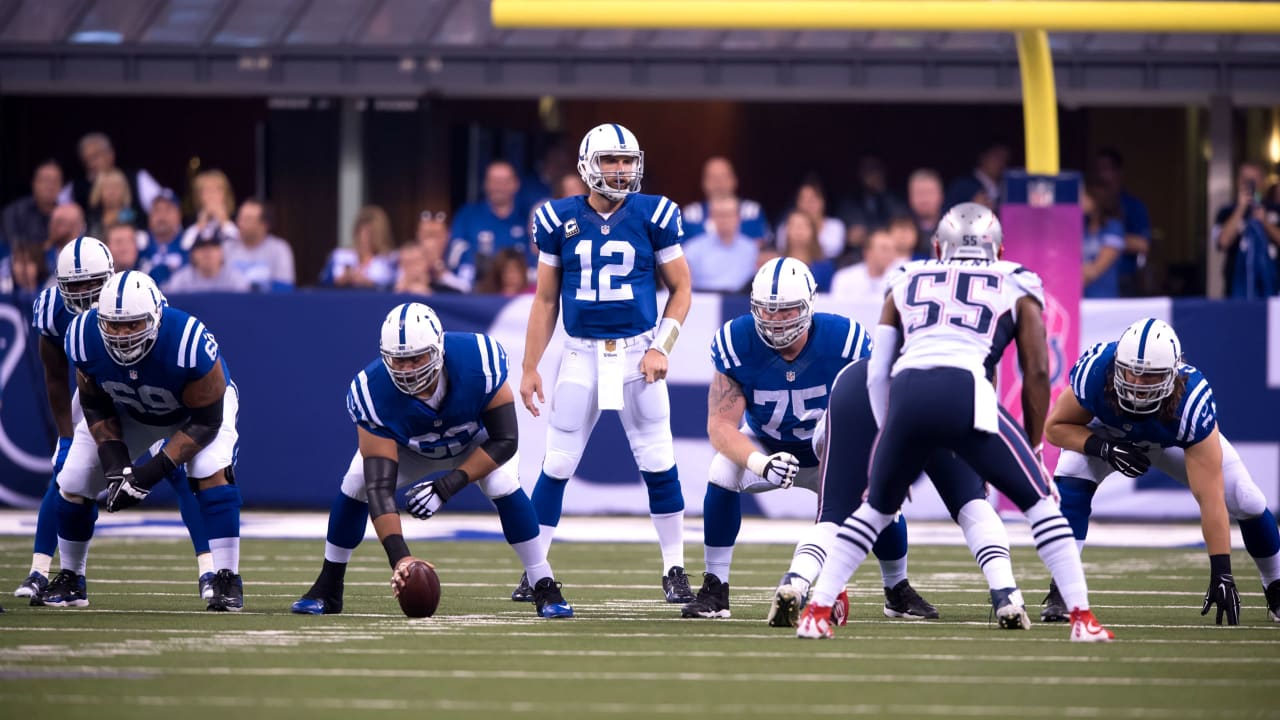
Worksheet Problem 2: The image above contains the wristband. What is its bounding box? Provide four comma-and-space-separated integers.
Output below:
435, 469, 471, 503
649, 317, 682, 356
1209, 553, 1232, 576
382, 534, 412, 569
1083, 434, 1107, 459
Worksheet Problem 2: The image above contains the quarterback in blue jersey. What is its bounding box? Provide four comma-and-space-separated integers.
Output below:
292, 303, 572, 618
51, 271, 243, 611
682, 257, 935, 622
1045, 318, 1280, 624
520, 123, 696, 603
16, 239, 213, 605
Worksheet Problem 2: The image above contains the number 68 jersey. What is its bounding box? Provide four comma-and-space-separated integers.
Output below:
889, 258, 1045, 382
65, 305, 232, 427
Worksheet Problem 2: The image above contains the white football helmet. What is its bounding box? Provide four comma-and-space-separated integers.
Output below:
380, 302, 444, 396
934, 202, 1003, 262
97, 271, 165, 366
750, 257, 816, 349
1113, 318, 1182, 415
577, 123, 644, 201
56, 236, 114, 314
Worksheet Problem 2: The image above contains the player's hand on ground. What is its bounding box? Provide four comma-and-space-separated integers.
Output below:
392, 556, 433, 598
748, 451, 799, 489
640, 349, 668, 383
105, 467, 149, 513
520, 369, 544, 417
1201, 572, 1241, 625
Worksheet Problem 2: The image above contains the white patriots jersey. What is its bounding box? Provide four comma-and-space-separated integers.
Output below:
889, 259, 1044, 381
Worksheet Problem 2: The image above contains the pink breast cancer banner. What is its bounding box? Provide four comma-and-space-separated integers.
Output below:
997, 171, 1082, 493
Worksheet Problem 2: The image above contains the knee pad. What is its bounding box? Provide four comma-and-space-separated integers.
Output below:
708, 453, 746, 493
478, 465, 521, 500
1226, 472, 1268, 520
541, 449, 581, 481
635, 439, 675, 474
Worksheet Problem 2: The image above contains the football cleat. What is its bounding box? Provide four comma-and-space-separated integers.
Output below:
883, 579, 939, 619
42, 570, 88, 608
767, 572, 811, 628
991, 587, 1032, 630
681, 573, 731, 619
1069, 608, 1114, 642
511, 572, 534, 603
663, 566, 695, 604
1265, 579, 1280, 623
207, 569, 243, 612
199, 572, 216, 600
795, 602, 835, 639
1040, 580, 1070, 623
531, 577, 574, 619
832, 587, 850, 626
290, 596, 340, 615
14, 571, 49, 602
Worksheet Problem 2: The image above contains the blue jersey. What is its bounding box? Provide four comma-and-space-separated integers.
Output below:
682, 198, 770, 243
32, 286, 76, 341
1070, 341, 1217, 449
711, 312, 872, 466
65, 306, 231, 427
346, 332, 508, 460
531, 193, 684, 339
446, 201, 533, 278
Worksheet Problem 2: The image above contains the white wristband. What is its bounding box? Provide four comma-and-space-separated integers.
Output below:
649, 317, 682, 356
746, 451, 769, 479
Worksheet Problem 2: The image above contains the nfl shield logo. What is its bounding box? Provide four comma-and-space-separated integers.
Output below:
1028, 179, 1055, 208
600, 224, 611, 235
785, 370, 796, 382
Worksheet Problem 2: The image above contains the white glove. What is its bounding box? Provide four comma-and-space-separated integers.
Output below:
747, 451, 800, 489
405, 480, 447, 520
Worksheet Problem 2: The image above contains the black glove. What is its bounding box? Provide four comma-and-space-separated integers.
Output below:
1084, 435, 1151, 478
106, 467, 149, 513
1201, 554, 1241, 626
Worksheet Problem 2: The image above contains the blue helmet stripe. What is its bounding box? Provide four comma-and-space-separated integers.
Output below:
73, 235, 84, 271
116, 270, 130, 310
770, 259, 785, 295
1136, 318, 1155, 361
610, 123, 625, 146
398, 303, 410, 345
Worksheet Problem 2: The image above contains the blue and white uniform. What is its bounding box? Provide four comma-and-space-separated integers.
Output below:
681, 198, 770, 244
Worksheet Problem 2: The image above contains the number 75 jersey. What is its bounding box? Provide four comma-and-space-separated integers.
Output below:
889, 259, 1045, 381
531, 193, 684, 339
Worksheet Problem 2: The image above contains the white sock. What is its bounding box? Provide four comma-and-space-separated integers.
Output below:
787, 522, 838, 584
323, 542, 354, 565
878, 556, 908, 589
197, 552, 215, 576
1026, 498, 1089, 610
1076, 539, 1086, 556
31, 553, 52, 577
510, 537, 553, 585
209, 537, 240, 574
537, 524, 558, 560
705, 545, 734, 584
58, 538, 90, 576
650, 511, 685, 573
812, 506, 895, 606
957, 499, 1017, 590
1252, 550, 1280, 587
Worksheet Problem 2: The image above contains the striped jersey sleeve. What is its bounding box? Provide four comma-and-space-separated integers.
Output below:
647, 195, 685, 259
472, 333, 509, 407
32, 287, 62, 337
1069, 342, 1111, 413
710, 320, 744, 376
839, 317, 873, 361
1176, 370, 1217, 445
346, 369, 395, 439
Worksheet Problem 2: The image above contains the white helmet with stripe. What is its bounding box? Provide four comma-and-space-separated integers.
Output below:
750, 257, 816, 349
380, 302, 444, 395
56, 236, 114, 313
577, 123, 644, 201
97, 270, 164, 366
1114, 318, 1182, 414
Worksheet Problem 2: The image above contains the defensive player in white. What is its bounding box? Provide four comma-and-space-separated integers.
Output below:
797, 203, 1114, 642
520, 123, 695, 602
1044, 318, 1280, 624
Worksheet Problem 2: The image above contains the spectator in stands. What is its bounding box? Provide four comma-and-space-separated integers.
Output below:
410, 210, 467, 294
446, 160, 529, 293
393, 241, 432, 295
86, 168, 139, 239
556, 173, 588, 199
905, 168, 944, 258
888, 214, 926, 261
227, 197, 295, 292
517, 138, 576, 213
62, 132, 156, 225
945, 141, 1009, 212
1081, 184, 1125, 299
5, 242, 50, 309
1214, 160, 1280, 299
830, 228, 898, 304
43, 202, 85, 276
682, 157, 770, 244
682, 196, 758, 293
140, 188, 187, 287
322, 204, 397, 289
180, 169, 239, 253
1090, 148, 1152, 296
838, 156, 903, 257
780, 210, 835, 292
777, 177, 845, 260
1, 160, 62, 255
104, 222, 142, 272
475, 247, 533, 296
164, 231, 251, 294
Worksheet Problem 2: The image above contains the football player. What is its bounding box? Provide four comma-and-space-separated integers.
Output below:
292, 303, 572, 619
52, 271, 243, 610
520, 123, 695, 603
17, 239, 214, 604
683, 257, 936, 622
798, 203, 1113, 642
1043, 318, 1280, 625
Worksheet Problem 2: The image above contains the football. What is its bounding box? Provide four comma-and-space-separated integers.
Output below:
397, 560, 441, 618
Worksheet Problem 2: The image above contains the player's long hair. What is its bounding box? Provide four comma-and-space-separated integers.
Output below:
1104, 369, 1187, 423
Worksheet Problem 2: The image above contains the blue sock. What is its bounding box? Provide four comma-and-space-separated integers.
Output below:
1056, 476, 1097, 541
641, 466, 684, 515
326, 491, 368, 551
1240, 509, 1280, 558
493, 489, 540, 545
32, 479, 61, 556
703, 484, 741, 548
531, 471, 569, 528
872, 513, 908, 561
197, 484, 242, 542
56, 494, 98, 542
166, 469, 210, 556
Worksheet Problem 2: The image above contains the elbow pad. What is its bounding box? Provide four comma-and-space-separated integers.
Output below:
180, 397, 224, 448
364, 456, 400, 519
479, 402, 518, 466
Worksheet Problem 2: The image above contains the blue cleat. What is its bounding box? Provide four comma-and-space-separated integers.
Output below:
291, 593, 342, 615
531, 577, 574, 619
14, 571, 49, 599
199, 572, 216, 600
42, 570, 88, 608
991, 587, 1032, 630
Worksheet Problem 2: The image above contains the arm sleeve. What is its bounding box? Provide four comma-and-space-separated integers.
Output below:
867, 324, 900, 428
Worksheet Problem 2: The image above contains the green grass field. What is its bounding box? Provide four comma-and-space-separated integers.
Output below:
1, 536, 1277, 720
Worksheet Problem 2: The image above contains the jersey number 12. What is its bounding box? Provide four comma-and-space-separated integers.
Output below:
574, 240, 635, 302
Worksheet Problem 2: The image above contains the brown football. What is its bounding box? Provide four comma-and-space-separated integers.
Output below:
397, 560, 440, 618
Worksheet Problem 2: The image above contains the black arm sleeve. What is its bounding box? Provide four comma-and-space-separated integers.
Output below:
180, 396, 224, 448
364, 456, 400, 520
478, 402, 518, 466
80, 377, 118, 428
97, 440, 131, 477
